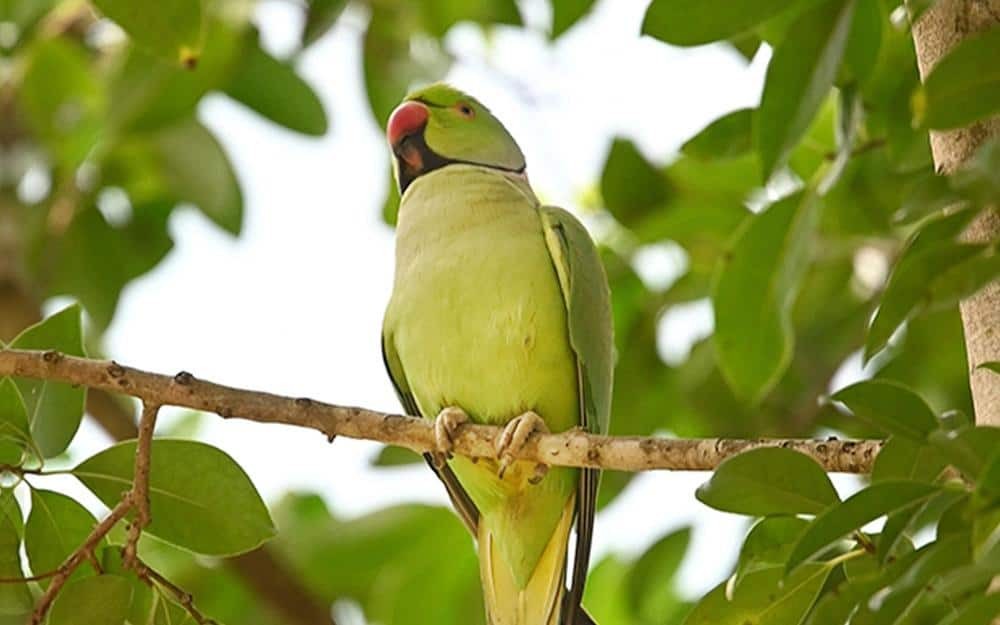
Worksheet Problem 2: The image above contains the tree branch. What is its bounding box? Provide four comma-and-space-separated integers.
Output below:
0, 349, 883, 473
124, 402, 159, 569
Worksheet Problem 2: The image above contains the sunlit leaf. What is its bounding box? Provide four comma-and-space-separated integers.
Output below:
9, 304, 86, 458
871, 436, 948, 483
713, 192, 818, 401
74, 439, 275, 556
696, 447, 839, 516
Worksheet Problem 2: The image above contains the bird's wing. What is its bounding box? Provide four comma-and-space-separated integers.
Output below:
540, 205, 614, 622
381, 335, 480, 534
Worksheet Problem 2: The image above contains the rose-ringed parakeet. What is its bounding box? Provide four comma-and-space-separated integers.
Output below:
381, 83, 613, 625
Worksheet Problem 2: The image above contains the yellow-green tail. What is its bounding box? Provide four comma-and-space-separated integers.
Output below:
478, 495, 576, 625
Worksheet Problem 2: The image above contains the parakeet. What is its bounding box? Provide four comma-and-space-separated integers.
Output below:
381, 83, 613, 625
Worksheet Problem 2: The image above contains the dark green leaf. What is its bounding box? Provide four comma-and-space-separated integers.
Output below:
552, 0, 596, 38
895, 169, 964, 224
600, 138, 669, 227
979, 361, 1000, 374
583, 555, 634, 625
627, 527, 690, 622
951, 138, 1000, 205
871, 435, 948, 483
696, 447, 839, 516
153, 118, 243, 234
713, 192, 819, 401
48, 574, 132, 625
91, 0, 202, 65
0, 378, 30, 465
25, 489, 101, 586
831, 379, 938, 440
681, 108, 754, 160
927, 249, 1000, 311
929, 426, 1000, 480
974, 448, 1000, 510
756, 0, 855, 179
0, 491, 31, 619
879, 489, 964, 564
734, 516, 809, 587
917, 27, 1000, 129
152, 594, 199, 625
301, 0, 347, 47
841, 0, 881, 86
864, 208, 981, 361
0, 0, 58, 49
682, 563, 832, 625
371, 445, 422, 467
224, 35, 328, 136
10, 304, 86, 458
642, 0, 809, 46
382, 166, 401, 226
418, 0, 521, 38
787, 481, 940, 572
74, 439, 275, 556
46, 202, 173, 329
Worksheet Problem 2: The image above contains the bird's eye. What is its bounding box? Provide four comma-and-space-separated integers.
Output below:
457, 103, 475, 119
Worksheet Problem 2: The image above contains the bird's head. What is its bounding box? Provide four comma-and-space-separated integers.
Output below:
386, 83, 526, 194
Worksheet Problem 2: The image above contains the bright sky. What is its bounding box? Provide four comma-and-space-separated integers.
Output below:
47, 0, 864, 602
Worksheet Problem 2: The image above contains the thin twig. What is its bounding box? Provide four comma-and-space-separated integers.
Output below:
30, 498, 133, 625
123, 402, 159, 570
136, 559, 218, 625
0, 349, 884, 473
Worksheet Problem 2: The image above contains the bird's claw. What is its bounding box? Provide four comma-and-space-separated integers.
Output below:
496, 411, 549, 482
431, 407, 469, 468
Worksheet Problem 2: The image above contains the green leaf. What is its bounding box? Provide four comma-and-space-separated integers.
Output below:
9, 304, 86, 458
91, 0, 203, 65
786, 481, 940, 572
756, 0, 856, 180
951, 138, 1000, 205
917, 27, 1000, 129
863, 209, 981, 361
681, 108, 754, 160
831, 379, 938, 440
840, 0, 881, 86
25, 489, 101, 586
153, 118, 243, 234
713, 192, 819, 401
223, 35, 328, 136
600, 138, 669, 228
871, 436, 948, 483
17, 38, 104, 169
683, 563, 832, 625
734, 517, 809, 588
696, 447, 839, 516
582, 554, 635, 625
73, 439, 275, 556
929, 426, 1000, 480
48, 574, 132, 625
46, 202, 173, 329
642, 0, 808, 47
0, 378, 30, 465
301, 0, 347, 47
938, 593, 1000, 625
879, 489, 964, 564
627, 527, 690, 622
895, 170, 964, 224
927, 249, 1000, 311
371, 445, 422, 467
97, 548, 156, 624
152, 594, 200, 625
552, 0, 596, 38
0, 491, 31, 619
979, 361, 1000, 374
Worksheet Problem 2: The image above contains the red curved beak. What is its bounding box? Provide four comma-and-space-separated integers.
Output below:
387, 101, 429, 147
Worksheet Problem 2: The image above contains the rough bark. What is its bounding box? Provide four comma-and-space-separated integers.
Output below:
911, 0, 1000, 426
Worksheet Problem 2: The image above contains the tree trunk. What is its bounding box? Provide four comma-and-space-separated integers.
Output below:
911, 0, 1000, 426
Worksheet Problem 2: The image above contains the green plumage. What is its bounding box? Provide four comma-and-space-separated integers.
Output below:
382, 84, 612, 625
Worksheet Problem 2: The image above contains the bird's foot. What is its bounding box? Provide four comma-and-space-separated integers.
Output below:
496, 411, 549, 483
431, 407, 469, 469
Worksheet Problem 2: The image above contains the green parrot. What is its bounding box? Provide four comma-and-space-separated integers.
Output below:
381, 83, 613, 625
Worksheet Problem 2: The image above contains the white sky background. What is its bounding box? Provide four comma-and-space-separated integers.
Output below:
45, 0, 867, 602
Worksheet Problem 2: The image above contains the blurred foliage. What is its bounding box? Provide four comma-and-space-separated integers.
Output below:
0, 0, 998, 623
